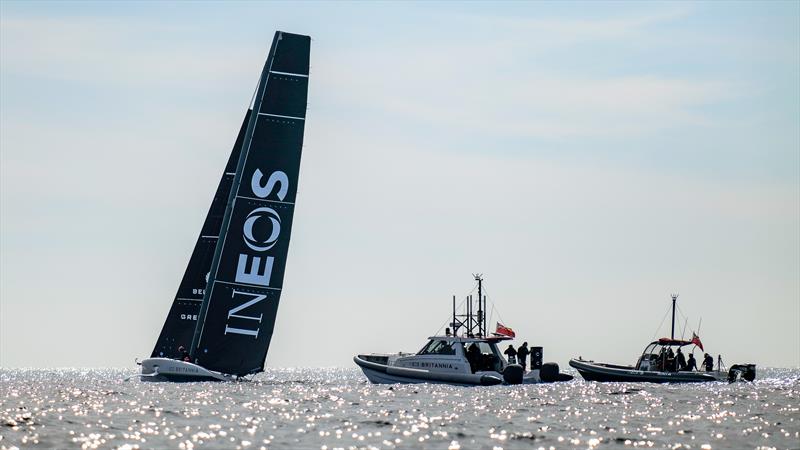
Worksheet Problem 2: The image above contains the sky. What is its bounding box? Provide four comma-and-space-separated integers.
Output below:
1, 1, 798, 369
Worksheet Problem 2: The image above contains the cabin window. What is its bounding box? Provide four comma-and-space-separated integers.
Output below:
462, 341, 502, 373
464, 342, 495, 355
417, 340, 456, 356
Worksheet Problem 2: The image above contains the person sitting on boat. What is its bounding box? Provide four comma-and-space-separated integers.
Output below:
676, 348, 687, 371
703, 353, 714, 371
685, 353, 697, 371
504, 344, 517, 364
517, 342, 530, 370
177, 346, 191, 362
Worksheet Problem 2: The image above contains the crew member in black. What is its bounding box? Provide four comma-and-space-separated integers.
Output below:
685, 353, 697, 371
177, 345, 191, 362
703, 353, 714, 371
504, 344, 517, 364
517, 342, 530, 370
676, 348, 687, 371
657, 347, 667, 371
466, 344, 480, 372
666, 347, 676, 371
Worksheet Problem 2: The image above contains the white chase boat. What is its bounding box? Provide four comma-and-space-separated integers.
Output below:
354, 275, 573, 386
135, 31, 311, 382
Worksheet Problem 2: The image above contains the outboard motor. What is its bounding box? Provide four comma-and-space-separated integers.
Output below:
539, 362, 575, 382
539, 362, 561, 382
531, 346, 543, 370
503, 364, 524, 385
728, 364, 756, 382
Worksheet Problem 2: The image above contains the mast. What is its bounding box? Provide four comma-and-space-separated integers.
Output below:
671, 294, 678, 340
452, 295, 456, 336
151, 112, 249, 359
483, 293, 487, 337
451, 275, 488, 338
467, 295, 472, 337
474, 273, 483, 337
189, 58, 269, 358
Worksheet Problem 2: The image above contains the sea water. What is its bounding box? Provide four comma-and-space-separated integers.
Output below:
1, 368, 797, 449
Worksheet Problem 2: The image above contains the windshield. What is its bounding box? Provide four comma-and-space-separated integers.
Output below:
417, 340, 456, 356
637, 343, 699, 371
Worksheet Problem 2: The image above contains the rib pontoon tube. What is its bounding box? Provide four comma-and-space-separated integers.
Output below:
354, 356, 503, 386
569, 358, 723, 383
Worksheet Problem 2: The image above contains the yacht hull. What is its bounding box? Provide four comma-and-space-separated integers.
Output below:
138, 358, 235, 382
569, 358, 726, 383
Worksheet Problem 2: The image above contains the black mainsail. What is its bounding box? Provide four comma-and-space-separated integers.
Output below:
188, 31, 310, 375
150, 112, 250, 359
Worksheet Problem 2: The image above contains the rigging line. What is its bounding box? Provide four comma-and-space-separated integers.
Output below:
677, 304, 689, 322
248, 65, 261, 110
482, 287, 508, 327
676, 305, 691, 338
652, 303, 672, 341
464, 281, 479, 297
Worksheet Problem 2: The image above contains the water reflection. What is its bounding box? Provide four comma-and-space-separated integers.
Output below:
0, 368, 797, 449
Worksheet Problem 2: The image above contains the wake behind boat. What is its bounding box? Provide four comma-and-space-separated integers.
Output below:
569, 295, 756, 383
135, 31, 311, 382
355, 275, 573, 385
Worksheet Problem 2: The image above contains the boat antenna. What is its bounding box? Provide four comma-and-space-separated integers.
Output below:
452, 295, 456, 336
468, 294, 473, 337
474, 273, 483, 337
671, 293, 678, 340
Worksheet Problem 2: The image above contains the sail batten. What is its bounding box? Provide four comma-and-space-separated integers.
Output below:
188, 31, 311, 376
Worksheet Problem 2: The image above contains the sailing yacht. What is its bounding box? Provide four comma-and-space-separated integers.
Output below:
137, 31, 311, 382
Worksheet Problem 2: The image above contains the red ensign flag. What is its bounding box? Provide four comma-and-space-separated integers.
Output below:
691, 332, 704, 351
496, 323, 516, 338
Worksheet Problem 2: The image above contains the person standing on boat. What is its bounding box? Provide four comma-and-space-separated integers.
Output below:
504, 344, 517, 364
703, 353, 714, 371
676, 348, 687, 371
666, 347, 676, 371
466, 344, 480, 372
657, 347, 667, 371
517, 342, 530, 370
685, 353, 697, 371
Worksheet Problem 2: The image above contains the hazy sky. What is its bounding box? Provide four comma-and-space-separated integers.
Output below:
1, 1, 798, 369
